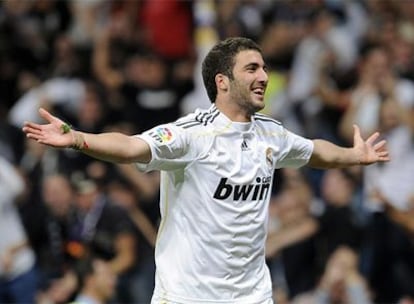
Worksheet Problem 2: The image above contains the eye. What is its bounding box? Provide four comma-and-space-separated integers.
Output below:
246, 65, 257, 72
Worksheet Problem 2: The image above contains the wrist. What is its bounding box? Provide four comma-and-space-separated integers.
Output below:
70, 130, 89, 150
61, 123, 86, 150
351, 148, 362, 165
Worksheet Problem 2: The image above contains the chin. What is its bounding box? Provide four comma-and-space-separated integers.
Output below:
251, 95, 265, 105
253, 100, 265, 111
248, 105, 264, 115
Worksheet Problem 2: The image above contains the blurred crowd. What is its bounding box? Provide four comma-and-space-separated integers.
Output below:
1, 0, 414, 303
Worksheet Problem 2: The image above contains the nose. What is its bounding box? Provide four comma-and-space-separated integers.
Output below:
257, 68, 268, 84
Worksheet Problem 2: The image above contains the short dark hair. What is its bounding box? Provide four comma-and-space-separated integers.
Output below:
201, 37, 262, 103
74, 255, 96, 291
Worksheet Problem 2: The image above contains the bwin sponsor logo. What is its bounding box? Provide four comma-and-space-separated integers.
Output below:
213, 177, 271, 201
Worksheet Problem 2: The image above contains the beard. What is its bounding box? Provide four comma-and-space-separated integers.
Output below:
229, 79, 265, 114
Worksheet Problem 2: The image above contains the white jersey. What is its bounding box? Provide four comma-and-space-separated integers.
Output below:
136, 105, 313, 304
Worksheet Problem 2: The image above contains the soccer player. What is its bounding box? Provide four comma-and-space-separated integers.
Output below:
72, 255, 117, 304
23, 37, 389, 304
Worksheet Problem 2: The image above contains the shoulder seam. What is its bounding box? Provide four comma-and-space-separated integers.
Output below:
195, 106, 220, 126
181, 121, 203, 129
254, 114, 282, 126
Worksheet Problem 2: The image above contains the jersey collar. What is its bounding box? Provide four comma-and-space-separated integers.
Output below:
210, 104, 254, 132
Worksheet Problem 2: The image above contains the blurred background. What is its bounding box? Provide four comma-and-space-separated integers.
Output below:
1, 0, 414, 303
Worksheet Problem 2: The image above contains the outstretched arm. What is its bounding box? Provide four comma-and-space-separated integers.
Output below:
309, 125, 389, 169
22, 108, 151, 164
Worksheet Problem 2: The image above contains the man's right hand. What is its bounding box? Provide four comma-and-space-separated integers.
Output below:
22, 108, 74, 148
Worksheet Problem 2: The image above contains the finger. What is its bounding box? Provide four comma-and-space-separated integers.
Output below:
353, 124, 360, 135
379, 155, 390, 161
366, 132, 380, 146
353, 124, 363, 143
379, 151, 389, 158
39, 108, 60, 124
23, 121, 43, 131
377, 150, 390, 160
373, 140, 387, 151
23, 126, 43, 136
26, 132, 42, 141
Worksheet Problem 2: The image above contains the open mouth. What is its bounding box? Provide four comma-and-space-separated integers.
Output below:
252, 88, 265, 97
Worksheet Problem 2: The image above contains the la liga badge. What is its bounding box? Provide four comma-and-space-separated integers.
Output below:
149, 127, 175, 144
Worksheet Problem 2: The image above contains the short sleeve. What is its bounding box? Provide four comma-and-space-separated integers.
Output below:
275, 129, 314, 169
134, 123, 191, 172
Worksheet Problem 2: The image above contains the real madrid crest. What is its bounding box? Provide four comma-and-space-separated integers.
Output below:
265, 147, 273, 168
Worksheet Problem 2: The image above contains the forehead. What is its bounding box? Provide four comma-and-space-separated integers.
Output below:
233, 50, 265, 68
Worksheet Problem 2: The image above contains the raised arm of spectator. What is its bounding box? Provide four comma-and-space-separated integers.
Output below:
116, 163, 160, 200
23, 108, 151, 164
384, 203, 414, 236
265, 217, 318, 258
92, 26, 124, 90
372, 189, 414, 236
0, 156, 24, 197
110, 232, 137, 274
309, 125, 389, 168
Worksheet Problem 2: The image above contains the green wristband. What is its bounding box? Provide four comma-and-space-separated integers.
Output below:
61, 123, 72, 134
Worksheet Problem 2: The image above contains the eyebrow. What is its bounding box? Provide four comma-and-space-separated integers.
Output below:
244, 62, 268, 71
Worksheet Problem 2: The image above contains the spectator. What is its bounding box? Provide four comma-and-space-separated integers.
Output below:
139, 0, 194, 62
339, 43, 414, 143
72, 255, 117, 304
368, 189, 414, 301
70, 177, 137, 301
0, 156, 38, 303
315, 169, 364, 272
292, 246, 373, 304
34, 174, 78, 304
0, 105, 24, 164
106, 178, 157, 303
266, 185, 319, 300
362, 121, 414, 301
92, 20, 194, 132
287, 4, 366, 138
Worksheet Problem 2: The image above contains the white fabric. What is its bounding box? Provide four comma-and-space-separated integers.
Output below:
8, 77, 84, 128
0, 157, 36, 279
73, 294, 101, 304
351, 79, 414, 133
136, 105, 313, 303
364, 126, 414, 211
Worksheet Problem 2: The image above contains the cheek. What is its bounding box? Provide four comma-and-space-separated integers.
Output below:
230, 80, 250, 94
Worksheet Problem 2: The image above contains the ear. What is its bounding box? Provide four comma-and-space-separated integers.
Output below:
215, 73, 229, 92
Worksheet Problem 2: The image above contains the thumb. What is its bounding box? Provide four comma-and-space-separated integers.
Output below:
39, 108, 61, 124
353, 124, 362, 144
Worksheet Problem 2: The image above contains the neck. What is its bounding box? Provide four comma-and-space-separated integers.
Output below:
214, 100, 252, 122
